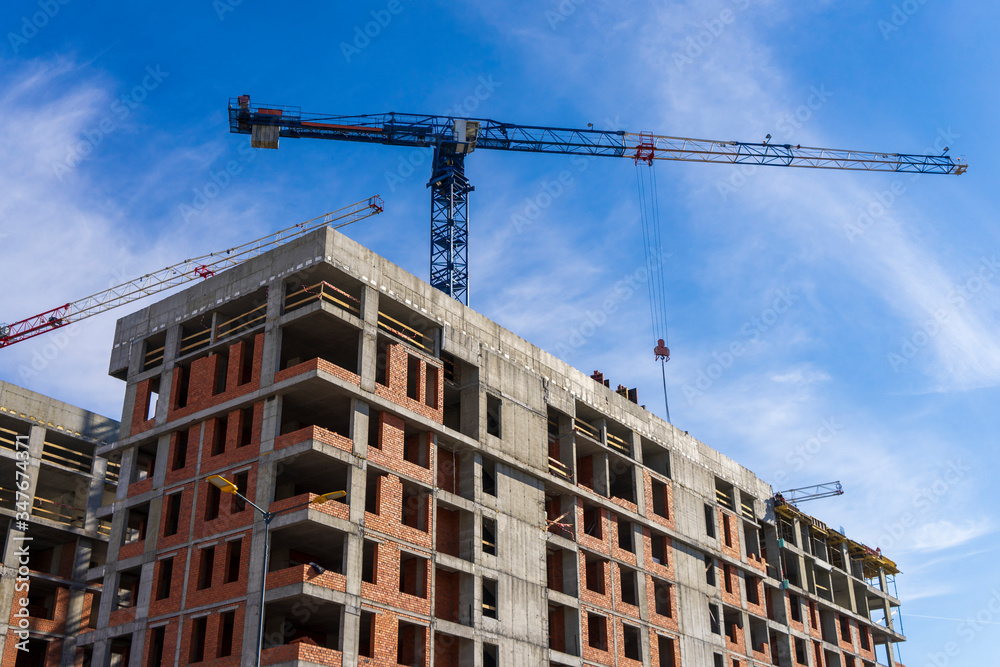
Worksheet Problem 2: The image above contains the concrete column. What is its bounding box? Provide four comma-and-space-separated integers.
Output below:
258, 280, 285, 390
342, 398, 371, 665
358, 285, 380, 393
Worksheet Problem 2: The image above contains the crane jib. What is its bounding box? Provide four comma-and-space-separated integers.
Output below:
224, 96, 967, 306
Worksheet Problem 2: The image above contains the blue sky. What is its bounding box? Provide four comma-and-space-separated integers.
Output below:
2, 1, 998, 663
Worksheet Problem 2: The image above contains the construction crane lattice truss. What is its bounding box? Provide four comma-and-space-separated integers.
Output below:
0, 197, 383, 349
228, 96, 967, 305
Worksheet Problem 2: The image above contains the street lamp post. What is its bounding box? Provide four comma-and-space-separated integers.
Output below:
206, 475, 346, 667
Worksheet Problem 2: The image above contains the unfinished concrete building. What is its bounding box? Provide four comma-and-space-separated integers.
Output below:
81, 225, 906, 666
0, 380, 118, 666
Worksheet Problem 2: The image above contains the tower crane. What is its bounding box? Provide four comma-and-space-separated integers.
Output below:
228, 95, 967, 305
774, 481, 844, 506
0, 197, 383, 349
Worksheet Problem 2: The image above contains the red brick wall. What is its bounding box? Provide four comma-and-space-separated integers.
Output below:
176, 605, 245, 667
433, 569, 459, 623
373, 343, 444, 423
148, 549, 188, 617
168, 333, 264, 421
435, 508, 459, 558
368, 412, 435, 486
357, 609, 429, 667
275, 357, 361, 387
643, 471, 675, 531
719, 509, 741, 560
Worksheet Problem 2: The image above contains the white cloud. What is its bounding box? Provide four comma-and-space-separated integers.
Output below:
908, 519, 994, 554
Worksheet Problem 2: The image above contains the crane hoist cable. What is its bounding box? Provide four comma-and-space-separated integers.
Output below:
634, 135, 672, 423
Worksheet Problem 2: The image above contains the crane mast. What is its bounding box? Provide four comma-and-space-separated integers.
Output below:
228, 95, 966, 305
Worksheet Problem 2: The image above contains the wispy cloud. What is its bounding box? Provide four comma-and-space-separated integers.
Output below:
908, 519, 995, 554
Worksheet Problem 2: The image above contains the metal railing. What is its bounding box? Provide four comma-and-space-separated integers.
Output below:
377, 311, 434, 353
41, 440, 94, 474
284, 281, 361, 317
572, 419, 600, 442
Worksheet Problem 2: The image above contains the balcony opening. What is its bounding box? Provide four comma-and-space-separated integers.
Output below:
211, 414, 229, 456
482, 517, 497, 556
582, 503, 603, 539
650, 479, 669, 519
715, 478, 735, 511
482, 578, 498, 619
231, 471, 248, 514
278, 311, 362, 377
609, 458, 636, 504
750, 617, 768, 655
617, 515, 635, 552
399, 552, 428, 599
163, 493, 182, 536
396, 620, 426, 667
642, 436, 672, 478
587, 612, 608, 652
26, 579, 59, 619
704, 504, 716, 538
197, 546, 215, 589
789, 594, 802, 623
401, 481, 429, 532
425, 365, 439, 408
705, 555, 716, 587
205, 484, 221, 521
650, 531, 668, 566
658, 635, 677, 667
486, 394, 502, 438
547, 603, 580, 656
623, 623, 642, 661
262, 599, 343, 653
273, 450, 350, 507
365, 471, 386, 516
724, 608, 741, 645
190, 616, 208, 663
362, 540, 377, 584
746, 575, 760, 605
403, 425, 432, 469
619, 564, 638, 606
278, 390, 352, 443
172, 428, 189, 471
174, 363, 190, 409
238, 407, 254, 448
481, 457, 497, 497
156, 557, 174, 600
218, 610, 235, 657
545, 493, 575, 540
142, 331, 167, 372
124, 503, 150, 544
585, 554, 606, 594
546, 547, 577, 596
436, 502, 474, 561
709, 603, 721, 635
483, 642, 498, 667
224, 539, 242, 584
407, 354, 421, 400
653, 578, 672, 617
359, 611, 376, 658
149, 626, 166, 667
794, 637, 807, 665
134, 442, 157, 483
270, 526, 346, 579
744, 520, 761, 559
